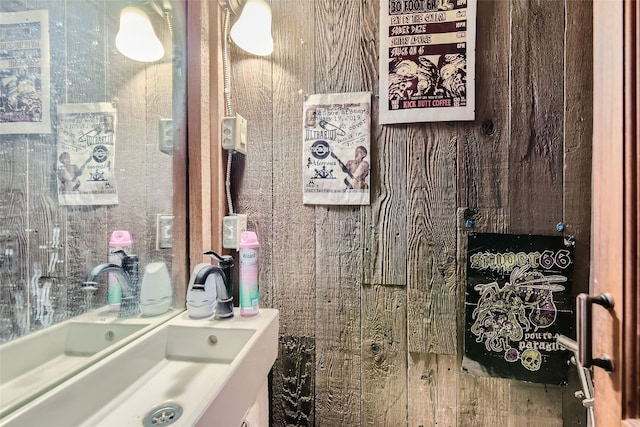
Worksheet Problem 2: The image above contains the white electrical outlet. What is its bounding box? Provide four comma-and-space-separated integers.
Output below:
221, 113, 248, 154
158, 118, 173, 154
222, 214, 247, 249
156, 214, 174, 249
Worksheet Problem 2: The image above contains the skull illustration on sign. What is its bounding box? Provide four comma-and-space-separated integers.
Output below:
521, 349, 542, 371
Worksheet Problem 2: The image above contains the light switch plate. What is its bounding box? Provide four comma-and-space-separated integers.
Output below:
157, 214, 174, 249
159, 119, 173, 154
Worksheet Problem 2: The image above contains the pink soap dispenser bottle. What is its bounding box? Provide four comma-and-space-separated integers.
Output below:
239, 231, 259, 316
108, 230, 132, 312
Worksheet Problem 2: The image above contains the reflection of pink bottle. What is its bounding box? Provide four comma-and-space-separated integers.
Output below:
108, 231, 132, 312
239, 231, 259, 316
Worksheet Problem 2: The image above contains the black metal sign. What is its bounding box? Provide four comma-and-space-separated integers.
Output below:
462, 233, 574, 385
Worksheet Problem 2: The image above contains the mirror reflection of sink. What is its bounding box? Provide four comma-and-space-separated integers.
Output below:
0, 307, 179, 419
0, 308, 279, 427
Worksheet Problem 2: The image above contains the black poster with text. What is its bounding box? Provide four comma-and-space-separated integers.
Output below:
462, 233, 574, 385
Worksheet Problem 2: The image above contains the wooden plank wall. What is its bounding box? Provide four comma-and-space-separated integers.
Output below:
226, 0, 594, 425
0, 0, 176, 342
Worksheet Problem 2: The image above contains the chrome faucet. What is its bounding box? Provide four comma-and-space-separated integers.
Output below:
192, 251, 234, 319
83, 263, 137, 316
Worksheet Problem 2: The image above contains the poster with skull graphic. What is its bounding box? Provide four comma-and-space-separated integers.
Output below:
462, 233, 574, 385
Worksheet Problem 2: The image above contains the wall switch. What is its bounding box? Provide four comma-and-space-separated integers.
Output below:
157, 214, 174, 249
158, 118, 173, 154
221, 113, 248, 154
222, 214, 247, 249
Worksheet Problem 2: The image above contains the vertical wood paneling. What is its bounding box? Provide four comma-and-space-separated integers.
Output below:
458, 0, 510, 210
314, 207, 362, 426
408, 352, 457, 427
357, 3, 412, 426
454, 0, 512, 423
110, 63, 147, 250
508, 382, 564, 427
271, 0, 316, 337
456, 207, 509, 426
362, 284, 407, 426
312, 1, 365, 425
229, 34, 274, 311
507, 1, 566, 424
458, 374, 509, 427
272, 335, 316, 426
226, 0, 594, 426
27, 134, 61, 326
407, 125, 457, 355
62, 0, 109, 308
509, 0, 565, 234
0, 137, 29, 339
144, 62, 174, 263
269, 1, 318, 424
562, 1, 593, 424
362, 125, 407, 287
362, 0, 407, 288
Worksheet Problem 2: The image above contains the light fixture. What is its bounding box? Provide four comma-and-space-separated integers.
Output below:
221, 0, 274, 56
115, 6, 165, 62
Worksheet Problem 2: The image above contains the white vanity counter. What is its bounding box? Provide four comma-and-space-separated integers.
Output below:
0, 308, 279, 427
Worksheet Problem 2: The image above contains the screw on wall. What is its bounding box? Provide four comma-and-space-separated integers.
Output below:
463, 207, 480, 229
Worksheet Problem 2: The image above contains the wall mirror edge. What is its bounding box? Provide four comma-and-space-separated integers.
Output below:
0, 0, 207, 418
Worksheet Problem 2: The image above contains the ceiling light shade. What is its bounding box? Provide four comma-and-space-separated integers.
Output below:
115, 6, 165, 62
229, 0, 274, 56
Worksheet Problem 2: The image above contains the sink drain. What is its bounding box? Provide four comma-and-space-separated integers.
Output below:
142, 402, 183, 427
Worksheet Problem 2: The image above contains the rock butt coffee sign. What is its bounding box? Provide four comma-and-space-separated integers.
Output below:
462, 233, 574, 385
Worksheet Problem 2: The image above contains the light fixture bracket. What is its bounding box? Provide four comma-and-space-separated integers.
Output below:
218, 0, 244, 16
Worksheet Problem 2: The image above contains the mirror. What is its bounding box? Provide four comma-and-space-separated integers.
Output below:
0, 0, 187, 417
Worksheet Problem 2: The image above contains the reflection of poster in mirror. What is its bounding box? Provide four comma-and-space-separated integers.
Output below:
379, 0, 476, 124
0, 9, 51, 134
56, 103, 118, 206
302, 92, 371, 206
462, 233, 574, 385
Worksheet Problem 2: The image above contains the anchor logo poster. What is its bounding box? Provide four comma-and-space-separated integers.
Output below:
302, 92, 371, 206
462, 233, 574, 385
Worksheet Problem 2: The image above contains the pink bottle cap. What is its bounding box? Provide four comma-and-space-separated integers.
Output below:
239, 231, 259, 248
109, 230, 132, 247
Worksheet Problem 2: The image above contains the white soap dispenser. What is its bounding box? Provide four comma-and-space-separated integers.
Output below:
139, 261, 172, 316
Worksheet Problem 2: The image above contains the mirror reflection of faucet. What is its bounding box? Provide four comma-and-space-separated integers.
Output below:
186, 251, 234, 319
82, 262, 138, 317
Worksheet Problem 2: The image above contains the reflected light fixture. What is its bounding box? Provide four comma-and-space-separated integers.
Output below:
115, 6, 165, 62
221, 0, 274, 56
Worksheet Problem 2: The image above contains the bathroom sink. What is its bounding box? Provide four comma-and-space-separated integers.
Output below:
0, 308, 178, 419
0, 308, 279, 427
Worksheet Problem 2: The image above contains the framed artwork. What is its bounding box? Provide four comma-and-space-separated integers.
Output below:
462, 233, 574, 385
0, 9, 51, 134
379, 0, 476, 124
303, 92, 371, 206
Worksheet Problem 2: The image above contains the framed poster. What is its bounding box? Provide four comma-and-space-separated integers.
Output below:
379, 0, 476, 124
302, 92, 371, 206
0, 9, 51, 134
56, 103, 118, 206
462, 233, 574, 385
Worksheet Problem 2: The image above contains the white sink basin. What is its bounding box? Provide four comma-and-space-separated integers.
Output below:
0, 308, 178, 419
0, 308, 279, 427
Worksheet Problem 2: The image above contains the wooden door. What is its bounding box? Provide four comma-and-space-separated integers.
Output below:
592, 0, 639, 426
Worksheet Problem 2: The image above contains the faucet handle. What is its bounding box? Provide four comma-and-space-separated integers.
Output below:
203, 250, 233, 266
